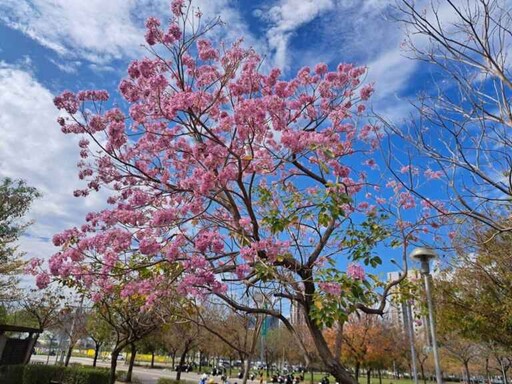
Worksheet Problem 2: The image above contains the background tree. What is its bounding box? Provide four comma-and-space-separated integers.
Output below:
386, 0, 512, 238
340, 314, 378, 382
169, 319, 200, 382
161, 325, 183, 370
56, 297, 87, 367
186, 300, 264, 384
94, 288, 167, 384
0, 178, 39, 301
435, 222, 512, 351
431, 220, 512, 384
138, 331, 166, 369
19, 288, 63, 330
86, 309, 113, 367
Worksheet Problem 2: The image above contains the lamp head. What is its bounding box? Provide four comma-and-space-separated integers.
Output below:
409, 247, 437, 274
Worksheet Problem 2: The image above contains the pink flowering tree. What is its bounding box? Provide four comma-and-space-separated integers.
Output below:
36, 2, 419, 383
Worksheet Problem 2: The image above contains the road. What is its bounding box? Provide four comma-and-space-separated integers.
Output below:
30, 355, 257, 384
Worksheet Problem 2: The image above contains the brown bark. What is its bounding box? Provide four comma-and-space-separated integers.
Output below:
93, 343, 100, 367
334, 321, 344, 362
64, 344, 73, 367
109, 348, 121, 384
463, 361, 471, 384
151, 351, 155, 368
242, 358, 251, 384
302, 276, 357, 384
126, 343, 137, 382
176, 341, 191, 381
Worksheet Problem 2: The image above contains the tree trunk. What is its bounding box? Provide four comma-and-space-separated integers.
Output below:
367, 368, 371, 384
110, 348, 121, 384
128, 345, 137, 377
126, 343, 137, 382
485, 358, 491, 384
463, 361, 471, 384
176, 342, 191, 381
419, 362, 426, 384
242, 357, 251, 384
93, 343, 101, 367
151, 351, 155, 368
378, 368, 382, 384
334, 321, 344, 362
172, 352, 176, 370
240, 356, 245, 379
498, 358, 509, 384
303, 297, 357, 384
355, 362, 360, 382
64, 343, 73, 367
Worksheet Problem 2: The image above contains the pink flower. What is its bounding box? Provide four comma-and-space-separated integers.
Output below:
319, 282, 342, 296
347, 263, 365, 280
36, 272, 51, 289
197, 39, 219, 61
424, 169, 443, 180
359, 84, 374, 100
25, 258, 42, 275
315, 63, 328, 75
398, 191, 416, 209
54, 91, 79, 114
139, 238, 161, 255
399, 165, 418, 175
171, 0, 185, 16
235, 264, 251, 279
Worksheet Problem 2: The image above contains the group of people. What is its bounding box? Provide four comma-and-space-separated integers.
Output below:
199, 372, 231, 384
270, 373, 305, 384
199, 371, 307, 384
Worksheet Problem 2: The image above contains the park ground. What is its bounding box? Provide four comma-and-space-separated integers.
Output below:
30, 355, 418, 384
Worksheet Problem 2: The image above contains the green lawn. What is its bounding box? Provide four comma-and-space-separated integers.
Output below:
358, 379, 415, 384
239, 371, 416, 384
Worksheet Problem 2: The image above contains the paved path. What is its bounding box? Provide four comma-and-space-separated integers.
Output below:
30, 355, 258, 384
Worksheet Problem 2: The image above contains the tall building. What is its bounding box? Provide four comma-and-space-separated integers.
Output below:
289, 301, 306, 326
384, 270, 430, 344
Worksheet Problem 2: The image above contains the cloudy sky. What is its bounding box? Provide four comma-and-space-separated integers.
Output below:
0, 0, 439, 284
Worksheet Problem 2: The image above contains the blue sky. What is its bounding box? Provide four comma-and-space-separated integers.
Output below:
0, 0, 456, 285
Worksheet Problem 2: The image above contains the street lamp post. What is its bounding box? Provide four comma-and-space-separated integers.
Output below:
410, 247, 443, 384
404, 298, 419, 384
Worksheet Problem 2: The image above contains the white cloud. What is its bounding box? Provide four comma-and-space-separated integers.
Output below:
0, 0, 163, 64
0, 63, 106, 267
0, 0, 264, 67
261, 0, 335, 69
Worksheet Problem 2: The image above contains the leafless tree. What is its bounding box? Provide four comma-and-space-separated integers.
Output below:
383, 0, 512, 239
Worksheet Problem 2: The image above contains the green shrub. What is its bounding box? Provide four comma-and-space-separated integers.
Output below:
156, 379, 197, 384
116, 369, 127, 381
23, 364, 64, 384
0, 364, 110, 384
0, 364, 24, 384
69, 367, 110, 384
157, 379, 179, 384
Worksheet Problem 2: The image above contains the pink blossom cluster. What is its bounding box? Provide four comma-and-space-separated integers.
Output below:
347, 263, 365, 280
318, 282, 342, 296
